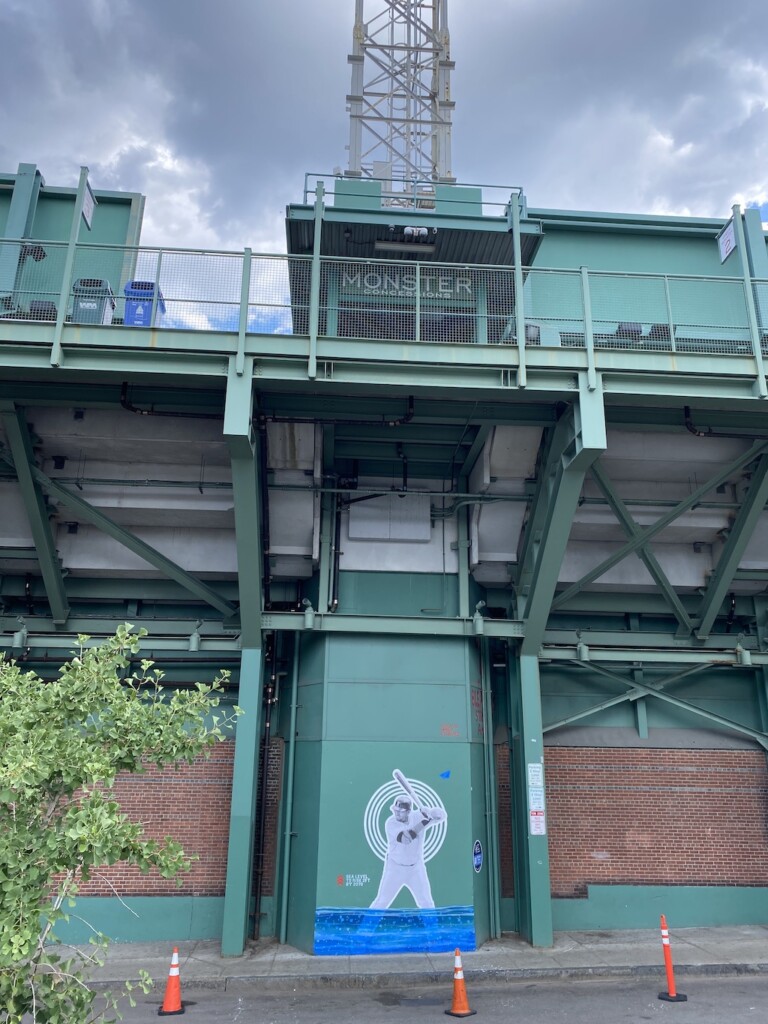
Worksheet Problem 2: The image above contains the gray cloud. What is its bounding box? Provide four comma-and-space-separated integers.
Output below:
2, 0, 767, 250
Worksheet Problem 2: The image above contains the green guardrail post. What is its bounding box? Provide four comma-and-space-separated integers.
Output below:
236, 248, 252, 376
510, 192, 526, 387
580, 266, 597, 391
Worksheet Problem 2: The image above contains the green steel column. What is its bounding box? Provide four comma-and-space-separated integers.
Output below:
51, 166, 91, 368
509, 652, 553, 947
308, 181, 325, 380
221, 356, 265, 956
221, 645, 264, 956
732, 204, 768, 399
0, 163, 43, 300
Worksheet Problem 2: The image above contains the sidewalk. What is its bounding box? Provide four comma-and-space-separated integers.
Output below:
88, 925, 768, 992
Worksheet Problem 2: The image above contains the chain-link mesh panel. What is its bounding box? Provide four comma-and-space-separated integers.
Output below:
668, 276, 751, 354
588, 273, 671, 350
250, 255, 303, 335
130, 249, 244, 332
0, 241, 66, 321
524, 270, 585, 347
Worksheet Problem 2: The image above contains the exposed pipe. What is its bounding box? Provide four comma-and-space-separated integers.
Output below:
256, 414, 273, 610
330, 496, 342, 612
265, 395, 415, 429
252, 634, 280, 937
120, 381, 223, 419
278, 637, 300, 944
479, 636, 501, 938
684, 405, 768, 441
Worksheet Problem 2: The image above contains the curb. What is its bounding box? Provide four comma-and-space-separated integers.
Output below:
89, 960, 768, 993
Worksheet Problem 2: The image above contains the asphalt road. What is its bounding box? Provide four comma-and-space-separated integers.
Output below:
113, 973, 768, 1023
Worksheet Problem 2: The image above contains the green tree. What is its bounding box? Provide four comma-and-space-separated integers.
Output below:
0, 625, 239, 1023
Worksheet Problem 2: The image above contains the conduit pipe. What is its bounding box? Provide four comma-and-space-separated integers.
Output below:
279, 637, 300, 945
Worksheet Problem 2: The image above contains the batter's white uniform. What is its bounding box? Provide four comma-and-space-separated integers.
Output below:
370, 806, 446, 909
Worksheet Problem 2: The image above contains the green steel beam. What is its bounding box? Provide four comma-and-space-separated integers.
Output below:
571, 659, 768, 748
694, 453, 768, 639
590, 462, 694, 633
519, 378, 606, 655
552, 440, 768, 611
509, 654, 553, 946
543, 663, 709, 733
221, 645, 264, 956
543, 644, 768, 665
0, 448, 237, 620
0, 547, 38, 559
223, 358, 262, 646
260, 611, 524, 637
543, 627, 759, 650
0, 405, 70, 625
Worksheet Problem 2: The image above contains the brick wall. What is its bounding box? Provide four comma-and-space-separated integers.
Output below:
252, 737, 284, 897
76, 740, 235, 897
546, 747, 768, 896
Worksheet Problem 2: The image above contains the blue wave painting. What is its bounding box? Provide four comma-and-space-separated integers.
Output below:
314, 905, 475, 955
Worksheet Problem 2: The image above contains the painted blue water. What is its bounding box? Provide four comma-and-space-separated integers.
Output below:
314, 905, 475, 955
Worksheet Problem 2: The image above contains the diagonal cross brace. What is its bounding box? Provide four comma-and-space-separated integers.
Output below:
591, 462, 694, 633
0, 404, 70, 625
0, 447, 237, 620
695, 453, 768, 639
569, 659, 768, 749
552, 440, 768, 611
543, 663, 709, 733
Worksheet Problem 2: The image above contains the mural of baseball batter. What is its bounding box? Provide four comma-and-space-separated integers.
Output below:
370, 770, 447, 909
314, 768, 475, 955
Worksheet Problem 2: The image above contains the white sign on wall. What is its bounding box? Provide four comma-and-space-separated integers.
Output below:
717, 219, 737, 263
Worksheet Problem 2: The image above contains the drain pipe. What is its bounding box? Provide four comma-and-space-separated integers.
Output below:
252, 634, 280, 936
256, 413, 273, 609
480, 636, 501, 938
279, 637, 301, 944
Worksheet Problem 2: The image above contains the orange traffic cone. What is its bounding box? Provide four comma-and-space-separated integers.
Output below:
445, 948, 476, 1017
158, 947, 185, 1016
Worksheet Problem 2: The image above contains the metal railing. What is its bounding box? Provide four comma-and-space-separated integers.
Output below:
1, 238, 766, 363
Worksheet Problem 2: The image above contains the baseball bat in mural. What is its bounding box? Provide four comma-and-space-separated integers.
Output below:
393, 769, 422, 811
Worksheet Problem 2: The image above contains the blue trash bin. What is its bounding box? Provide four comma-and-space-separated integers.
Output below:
123, 280, 165, 327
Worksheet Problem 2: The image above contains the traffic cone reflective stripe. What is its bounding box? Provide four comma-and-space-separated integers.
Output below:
158, 947, 185, 1016
445, 948, 476, 1018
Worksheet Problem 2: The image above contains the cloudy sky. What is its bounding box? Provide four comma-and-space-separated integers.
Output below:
2, 0, 767, 251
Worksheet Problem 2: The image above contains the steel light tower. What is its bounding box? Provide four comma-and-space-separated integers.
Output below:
346, 0, 455, 193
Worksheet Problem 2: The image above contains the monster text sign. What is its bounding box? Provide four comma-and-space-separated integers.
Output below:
341, 267, 474, 303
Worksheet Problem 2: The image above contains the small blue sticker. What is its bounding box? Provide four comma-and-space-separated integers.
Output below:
439, 770, 451, 779
473, 840, 483, 873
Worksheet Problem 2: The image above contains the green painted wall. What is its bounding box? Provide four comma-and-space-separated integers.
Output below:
337, 571, 459, 617
284, 634, 491, 954
534, 230, 738, 277
53, 897, 224, 944
552, 886, 768, 930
